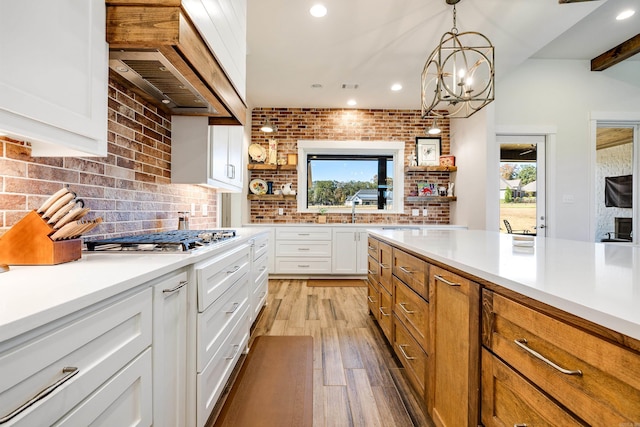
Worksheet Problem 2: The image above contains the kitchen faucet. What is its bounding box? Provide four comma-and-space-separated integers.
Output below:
351, 200, 359, 223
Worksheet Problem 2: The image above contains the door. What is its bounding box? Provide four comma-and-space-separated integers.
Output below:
594, 123, 638, 243
497, 135, 546, 236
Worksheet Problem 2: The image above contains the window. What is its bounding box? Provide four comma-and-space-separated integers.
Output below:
297, 141, 405, 213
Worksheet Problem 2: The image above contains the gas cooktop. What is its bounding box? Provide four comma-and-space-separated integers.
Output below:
85, 230, 237, 253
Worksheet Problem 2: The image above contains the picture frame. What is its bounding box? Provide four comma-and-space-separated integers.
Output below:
417, 182, 437, 196
416, 137, 442, 166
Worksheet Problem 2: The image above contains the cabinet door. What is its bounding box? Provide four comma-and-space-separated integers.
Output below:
227, 125, 244, 189
210, 126, 231, 185
0, 0, 107, 157
332, 230, 359, 274
152, 272, 188, 427
356, 231, 369, 274
430, 266, 480, 427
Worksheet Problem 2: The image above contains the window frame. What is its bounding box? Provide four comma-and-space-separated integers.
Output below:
296, 140, 405, 213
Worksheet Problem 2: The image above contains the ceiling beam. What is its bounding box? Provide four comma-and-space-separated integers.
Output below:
558, 0, 599, 3
591, 33, 640, 71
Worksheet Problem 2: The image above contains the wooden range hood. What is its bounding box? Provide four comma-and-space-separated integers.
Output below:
106, 1, 246, 125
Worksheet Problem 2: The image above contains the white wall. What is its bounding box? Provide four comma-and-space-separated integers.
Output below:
492, 59, 640, 241
595, 143, 633, 240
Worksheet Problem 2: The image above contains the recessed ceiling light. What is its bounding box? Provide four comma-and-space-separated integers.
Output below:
391, 83, 403, 91
311, 83, 323, 89
310, 4, 327, 18
616, 9, 635, 20
347, 99, 357, 106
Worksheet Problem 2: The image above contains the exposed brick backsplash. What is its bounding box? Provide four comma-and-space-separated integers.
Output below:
249, 108, 453, 224
0, 73, 219, 240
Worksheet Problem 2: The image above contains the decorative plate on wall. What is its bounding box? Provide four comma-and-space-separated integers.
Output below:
248, 144, 267, 163
249, 179, 268, 195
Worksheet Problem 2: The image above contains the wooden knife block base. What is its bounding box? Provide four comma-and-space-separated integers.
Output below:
0, 210, 82, 265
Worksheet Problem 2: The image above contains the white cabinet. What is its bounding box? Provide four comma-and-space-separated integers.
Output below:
0, 288, 152, 426
152, 271, 188, 427
171, 116, 244, 192
332, 229, 369, 274
0, 0, 108, 157
273, 227, 332, 275
250, 233, 269, 323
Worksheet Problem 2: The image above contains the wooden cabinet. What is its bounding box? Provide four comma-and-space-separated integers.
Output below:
378, 241, 393, 294
0, 0, 108, 157
171, 116, 244, 192
366, 279, 380, 317
482, 290, 640, 425
393, 314, 428, 396
0, 289, 152, 426
152, 271, 189, 427
332, 228, 368, 274
392, 247, 428, 298
429, 265, 480, 427
394, 276, 430, 353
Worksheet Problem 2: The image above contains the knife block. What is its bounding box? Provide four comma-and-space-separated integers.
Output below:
0, 210, 82, 265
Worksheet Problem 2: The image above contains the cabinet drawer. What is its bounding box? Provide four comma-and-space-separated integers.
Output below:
196, 244, 250, 312
276, 241, 331, 257
393, 315, 427, 397
275, 258, 332, 274
379, 241, 393, 294
0, 289, 152, 426
197, 305, 250, 427
253, 234, 269, 261
55, 349, 153, 427
481, 349, 584, 427
367, 279, 379, 318
367, 237, 379, 261
197, 273, 249, 372
393, 276, 429, 353
251, 279, 268, 320
253, 252, 269, 285
484, 291, 640, 425
276, 228, 332, 241
379, 286, 393, 342
367, 256, 379, 285
392, 248, 427, 299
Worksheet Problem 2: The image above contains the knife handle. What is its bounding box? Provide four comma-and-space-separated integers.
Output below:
37, 187, 70, 214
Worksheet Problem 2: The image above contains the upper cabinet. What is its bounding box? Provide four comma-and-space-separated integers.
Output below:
0, 0, 108, 157
171, 116, 244, 192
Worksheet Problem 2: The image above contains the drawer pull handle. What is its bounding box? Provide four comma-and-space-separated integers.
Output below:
226, 302, 240, 314
380, 263, 390, 270
368, 246, 376, 250
163, 280, 188, 294
399, 266, 413, 274
514, 424, 528, 427
260, 266, 267, 272
434, 274, 460, 287
260, 292, 266, 298
225, 344, 241, 360
0, 366, 79, 424
298, 264, 310, 268
259, 244, 267, 248
367, 296, 376, 303
226, 265, 241, 274
298, 247, 311, 251
514, 339, 582, 376
399, 302, 415, 314
297, 233, 311, 236
398, 344, 416, 361
379, 307, 390, 317
368, 270, 376, 275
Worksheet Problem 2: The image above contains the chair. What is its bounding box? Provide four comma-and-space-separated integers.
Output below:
503, 219, 531, 235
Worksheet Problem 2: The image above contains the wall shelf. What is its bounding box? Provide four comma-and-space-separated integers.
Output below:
405, 165, 457, 172
248, 164, 297, 171
247, 194, 297, 201
406, 196, 457, 203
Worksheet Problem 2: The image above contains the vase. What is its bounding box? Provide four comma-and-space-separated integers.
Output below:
266, 181, 274, 195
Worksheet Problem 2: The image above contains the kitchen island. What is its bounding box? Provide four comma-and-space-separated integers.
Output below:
366, 228, 640, 426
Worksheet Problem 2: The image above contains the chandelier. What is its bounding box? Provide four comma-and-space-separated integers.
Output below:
421, 0, 494, 119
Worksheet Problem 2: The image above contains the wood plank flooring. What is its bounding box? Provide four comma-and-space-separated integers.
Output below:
251, 279, 435, 427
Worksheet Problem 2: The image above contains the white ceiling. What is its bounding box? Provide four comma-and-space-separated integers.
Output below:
246, 0, 640, 110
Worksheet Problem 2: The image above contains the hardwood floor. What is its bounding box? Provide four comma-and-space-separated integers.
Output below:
251, 279, 435, 427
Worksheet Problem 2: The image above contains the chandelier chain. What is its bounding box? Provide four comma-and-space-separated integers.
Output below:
451, 4, 458, 34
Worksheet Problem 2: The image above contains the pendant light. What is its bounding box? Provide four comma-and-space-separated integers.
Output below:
260, 119, 276, 133
421, 0, 494, 119
427, 118, 441, 135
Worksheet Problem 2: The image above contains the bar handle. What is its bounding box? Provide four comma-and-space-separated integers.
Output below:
163, 280, 188, 294
514, 339, 582, 376
434, 274, 460, 287
398, 302, 415, 314
398, 344, 416, 361
399, 266, 413, 274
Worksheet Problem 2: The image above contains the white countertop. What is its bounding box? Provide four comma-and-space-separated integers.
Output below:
368, 228, 640, 341
244, 223, 468, 229
0, 228, 269, 343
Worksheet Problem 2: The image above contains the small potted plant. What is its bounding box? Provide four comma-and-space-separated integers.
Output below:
317, 207, 327, 224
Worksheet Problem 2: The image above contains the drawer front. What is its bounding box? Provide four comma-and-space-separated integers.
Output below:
367, 279, 379, 318
276, 228, 332, 241
367, 237, 379, 261
253, 252, 269, 285
54, 349, 153, 427
275, 258, 332, 274
196, 244, 250, 312
0, 289, 152, 426
367, 256, 379, 285
251, 279, 268, 320
393, 276, 429, 353
253, 234, 269, 261
481, 349, 584, 427
393, 315, 427, 397
485, 291, 640, 425
392, 248, 427, 298
197, 273, 249, 372
378, 286, 393, 342
197, 305, 250, 427
379, 241, 393, 294
276, 241, 332, 257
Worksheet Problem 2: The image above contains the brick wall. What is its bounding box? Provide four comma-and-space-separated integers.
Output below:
0, 73, 219, 239
249, 108, 454, 224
